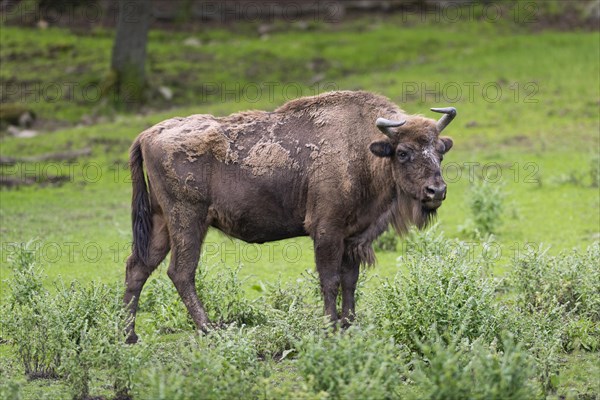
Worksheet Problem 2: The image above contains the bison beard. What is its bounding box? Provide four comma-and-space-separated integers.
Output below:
124, 91, 455, 342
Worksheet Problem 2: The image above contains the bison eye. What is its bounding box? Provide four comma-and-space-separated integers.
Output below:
398, 151, 410, 162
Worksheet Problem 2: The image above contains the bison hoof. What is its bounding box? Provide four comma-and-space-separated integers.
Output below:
197, 321, 235, 336
125, 332, 139, 344
197, 321, 218, 335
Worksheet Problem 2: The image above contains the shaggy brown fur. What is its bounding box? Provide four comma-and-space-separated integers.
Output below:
124, 91, 455, 342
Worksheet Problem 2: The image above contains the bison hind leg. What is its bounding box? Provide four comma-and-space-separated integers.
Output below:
125, 213, 170, 343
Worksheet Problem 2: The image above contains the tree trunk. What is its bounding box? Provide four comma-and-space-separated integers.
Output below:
110, 0, 151, 106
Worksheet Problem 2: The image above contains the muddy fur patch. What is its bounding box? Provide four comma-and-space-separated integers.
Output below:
143, 115, 230, 164
242, 140, 296, 176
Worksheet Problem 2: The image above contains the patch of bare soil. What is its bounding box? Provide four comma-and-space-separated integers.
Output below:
532, 2, 600, 32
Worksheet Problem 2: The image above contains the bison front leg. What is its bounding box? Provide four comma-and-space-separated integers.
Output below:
167, 223, 211, 333
340, 251, 360, 328
314, 232, 344, 324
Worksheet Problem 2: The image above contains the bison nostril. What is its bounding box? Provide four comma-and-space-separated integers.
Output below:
425, 185, 446, 200
425, 186, 436, 198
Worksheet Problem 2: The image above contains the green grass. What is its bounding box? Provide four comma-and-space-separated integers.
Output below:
1, 11, 599, 399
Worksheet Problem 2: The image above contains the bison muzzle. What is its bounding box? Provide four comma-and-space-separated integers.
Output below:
124, 91, 456, 343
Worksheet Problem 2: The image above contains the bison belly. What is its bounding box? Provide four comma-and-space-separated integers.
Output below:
208, 172, 308, 244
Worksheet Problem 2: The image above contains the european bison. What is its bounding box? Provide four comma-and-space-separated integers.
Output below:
125, 91, 456, 342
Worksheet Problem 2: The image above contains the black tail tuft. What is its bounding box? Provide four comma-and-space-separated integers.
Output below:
129, 137, 152, 265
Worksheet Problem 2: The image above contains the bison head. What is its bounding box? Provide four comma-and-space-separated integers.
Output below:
370, 107, 456, 212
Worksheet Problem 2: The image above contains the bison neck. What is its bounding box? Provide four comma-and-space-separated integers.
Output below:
342, 160, 435, 266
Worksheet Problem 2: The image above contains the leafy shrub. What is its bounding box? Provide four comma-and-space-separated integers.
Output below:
402, 222, 448, 257
264, 274, 319, 312
509, 243, 600, 351
142, 274, 193, 334
408, 332, 539, 400
564, 317, 600, 353
0, 378, 23, 400
143, 268, 326, 360
43, 280, 147, 400
1, 245, 148, 399
143, 264, 268, 334
374, 227, 398, 252
297, 327, 404, 400
4, 238, 598, 398
140, 328, 267, 400
59, 318, 98, 400
372, 251, 504, 352
92, 303, 149, 399
462, 180, 505, 236
251, 277, 324, 359
504, 243, 600, 392
1, 243, 63, 379
196, 264, 267, 326
400, 224, 499, 270
503, 303, 565, 394
4, 242, 44, 306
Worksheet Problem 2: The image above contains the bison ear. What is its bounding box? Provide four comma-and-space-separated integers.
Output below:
369, 141, 394, 158
440, 136, 454, 153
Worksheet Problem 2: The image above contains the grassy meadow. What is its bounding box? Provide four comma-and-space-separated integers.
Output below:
1, 7, 599, 400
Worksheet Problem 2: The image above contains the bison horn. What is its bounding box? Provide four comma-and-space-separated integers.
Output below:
430, 107, 457, 132
376, 118, 406, 138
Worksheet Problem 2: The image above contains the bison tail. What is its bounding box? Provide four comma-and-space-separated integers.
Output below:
129, 137, 152, 266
